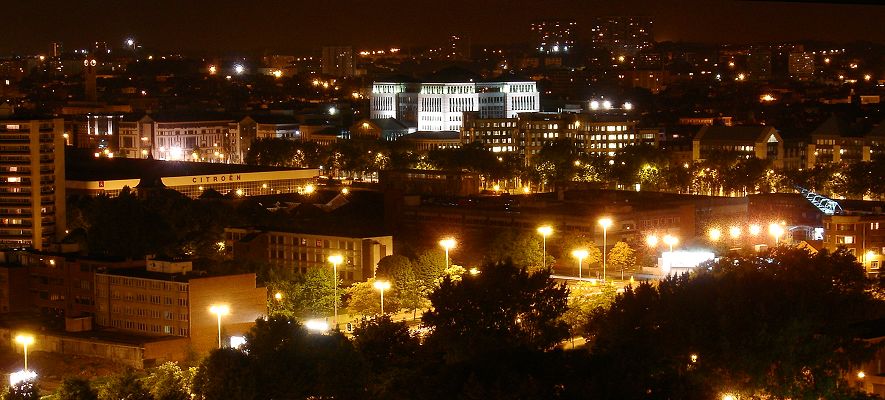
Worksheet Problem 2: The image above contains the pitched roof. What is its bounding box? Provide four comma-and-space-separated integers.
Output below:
371, 118, 408, 131
811, 115, 860, 137
695, 125, 777, 143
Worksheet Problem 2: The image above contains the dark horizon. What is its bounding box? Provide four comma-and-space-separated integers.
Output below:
1, 0, 883, 55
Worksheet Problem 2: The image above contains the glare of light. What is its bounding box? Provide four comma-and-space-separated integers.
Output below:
760, 94, 776, 102
209, 304, 229, 316
729, 226, 741, 239
207, 65, 217, 75
768, 223, 785, 239
125, 38, 135, 47
170, 146, 183, 159
522, 186, 531, 194
708, 228, 722, 242
229, 336, 247, 349
749, 224, 761, 236
646, 234, 658, 247
590, 100, 600, 110
602, 100, 612, 109
572, 249, 588, 259
690, 353, 698, 363
274, 292, 283, 300
328, 254, 343, 264
373, 280, 391, 291
865, 251, 875, 261
341, 187, 350, 195
858, 371, 866, 379
15, 335, 34, 346
617, 55, 625, 63
439, 237, 456, 250
493, 184, 501, 192
598, 217, 613, 229
305, 319, 330, 332
721, 394, 737, 400
303, 184, 315, 194
663, 235, 678, 246
736, 73, 745, 81
9, 370, 37, 386
623, 102, 633, 110
272, 69, 283, 78
865, 74, 872, 81
235, 189, 244, 196
234, 64, 245, 75
328, 106, 337, 115
469, 267, 480, 275
537, 225, 553, 237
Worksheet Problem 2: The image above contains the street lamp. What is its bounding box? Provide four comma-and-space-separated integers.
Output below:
768, 223, 785, 245
373, 280, 391, 314
14, 334, 34, 371
663, 234, 678, 253
598, 217, 613, 282
439, 238, 456, 269
645, 234, 659, 247
328, 254, 343, 328
572, 249, 588, 279
729, 226, 741, 239
209, 305, 229, 349
537, 225, 553, 268
748, 224, 761, 236
708, 228, 722, 242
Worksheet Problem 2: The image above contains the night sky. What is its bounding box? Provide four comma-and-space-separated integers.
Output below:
1, 0, 883, 54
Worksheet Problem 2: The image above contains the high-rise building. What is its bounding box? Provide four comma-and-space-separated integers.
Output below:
84, 57, 97, 101
49, 42, 63, 58
531, 20, 577, 54
589, 16, 654, 56
321, 46, 354, 77
0, 118, 66, 250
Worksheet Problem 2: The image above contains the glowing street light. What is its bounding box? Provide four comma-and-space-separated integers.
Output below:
209, 305, 229, 349
125, 38, 135, 48
233, 64, 245, 75
274, 292, 283, 301
572, 249, 588, 279
328, 254, 343, 328
663, 234, 678, 253
721, 394, 738, 400
537, 225, 553, 268
749, 224, 761, 236
769, 223, 785, 245
15, 334, 34, 371
439, 237, 456, 269
646, 234, 659, 247
729, 226, 741, 239
598, 217, 613, 282
373, 280, 391, 314
708, 228, 722, 242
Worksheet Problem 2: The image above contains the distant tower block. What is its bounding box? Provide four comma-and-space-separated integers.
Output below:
84, 58, 97, 101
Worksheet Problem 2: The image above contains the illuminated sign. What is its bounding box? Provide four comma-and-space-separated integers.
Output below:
659, 250, 715, 276
191, 175, 242, 184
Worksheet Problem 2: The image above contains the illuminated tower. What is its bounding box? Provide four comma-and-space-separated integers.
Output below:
84, 57, 97, 101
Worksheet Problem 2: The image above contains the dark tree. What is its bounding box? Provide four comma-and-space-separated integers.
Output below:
586, 248, 885, 399
98, 369, 152, 400
1, 380, 38, 400
423, 261, 570, 359
55, 376, 98, 400
192, 348, 255, 400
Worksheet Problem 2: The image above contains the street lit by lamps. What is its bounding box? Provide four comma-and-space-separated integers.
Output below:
328, 254, 343, 328
598, 217, 613, 282
663, 235, 678, 253
439, 238, 456, 269
209, 305, 229, 349
14, 334, 34, 371
373, 280, 391, 314
572, 249, 588, 279
537, 225, 553, 268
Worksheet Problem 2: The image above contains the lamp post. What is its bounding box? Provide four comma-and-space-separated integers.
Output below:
328, 254, 343, 328
598, 217, 613, 282
572, 249, 588, 279
373, 280, 391, 315
708, 228, 722, 242
14, 334, 34, 372
537, 225, 553, 268
663, 234, 678, 253
208, 305, 229, 349
439, 238, 456, 269
769, 223, 785, 246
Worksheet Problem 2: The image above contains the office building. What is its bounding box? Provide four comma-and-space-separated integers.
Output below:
0, 118, 66, 250
692, 126, 783, 167
589, 16, 654, 56
531, 20, 577, 54
321, 46, 354, 77
822, 214, 885, 276
117, 114, 240, 163
371, 74, 540, 132
225, 227, 393, 283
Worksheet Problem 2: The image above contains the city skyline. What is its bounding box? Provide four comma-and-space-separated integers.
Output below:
1, 0, 884, 54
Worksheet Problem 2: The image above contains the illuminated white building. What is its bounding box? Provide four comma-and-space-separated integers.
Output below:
118, 114, 241, 163
371, 76, 540, 132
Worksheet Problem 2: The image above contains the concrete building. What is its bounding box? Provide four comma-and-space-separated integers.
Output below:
589, 16, 654, 56
225, 227, 393, 283
398, 131, 463, 151
806, 116, 872, 167
0, 118, 66, 250
94, 261, 267, 355
822, 214, 885, 276
692, 125, 783, 167
117, 114, 240, 163
321, 46, 354, 77
349, 118, 411, 141
371, 73, 540, 132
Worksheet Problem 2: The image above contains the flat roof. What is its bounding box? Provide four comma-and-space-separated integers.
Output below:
66, 148, 311, 181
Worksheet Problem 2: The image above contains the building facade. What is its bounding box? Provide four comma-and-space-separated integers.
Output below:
321, 46, 354, 77
692, 126, 784, 167
225, 227, 393, 284
0, 118, 66, 250
371, 80, 540, 132
822, 214, 885, 276
118, 114, 240, 163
